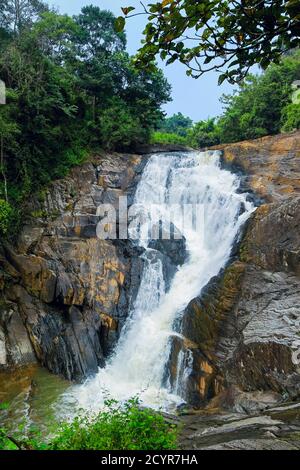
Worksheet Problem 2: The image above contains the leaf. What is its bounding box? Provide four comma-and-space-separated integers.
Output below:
114, 16, 125, 33
162, 0, 173, 6
166, 54, 178, 65
175, 41, 184, 52
218, 74, 227, 85
260, 57, 270, 69
204, 56, 213, 64
121, 6, 135, 16
0, 402, 9, 410
202, 28, 211, 41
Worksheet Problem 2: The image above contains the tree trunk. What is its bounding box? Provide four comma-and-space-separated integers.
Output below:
14, 0, 21, 33
0, 135, 8, 202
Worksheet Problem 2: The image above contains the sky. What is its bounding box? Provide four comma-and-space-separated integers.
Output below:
50, 0, 236, 122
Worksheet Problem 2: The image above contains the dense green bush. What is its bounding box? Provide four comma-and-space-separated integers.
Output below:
0, 199, 13, 235
151, 131, 188, 146
100, 105, 147, 151
187, 118, 220, 148
0, 400, 178, 450
157, 112, 193, 137
49, 400, 178, 450
281, 103, 300, 132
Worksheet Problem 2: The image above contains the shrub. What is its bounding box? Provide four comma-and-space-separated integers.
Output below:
0, 199, 13, 236
218, 50, 300, 143
157, 113, 193, 137
0, 399, 178, 450
53, 147, 89, 178
281, 103, 300, 132
151, 131, 188, 146
187, 118, 220, 148
99, 100, 148, 151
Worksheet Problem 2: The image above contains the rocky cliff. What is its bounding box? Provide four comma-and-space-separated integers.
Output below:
0, 152, 149, 380
1, 132, 300, 411
180, 130, 300, 410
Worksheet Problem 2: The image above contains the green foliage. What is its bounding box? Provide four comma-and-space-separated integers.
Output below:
0, 0, 49, 33
99, 98, 148, 150
119, 1, 300, 83
188, 118, 220, 148
53, 147, 88, 179
152, 117, 220, 148
158, 112, 193, 137
151, 131, 188, 146
75, 6, 126, 55
0, 399, 178, 451
0, 5, 171, 238
155, 51, 300, 149
49, 399, 177, 451
0, 428, 19, 450
281, 103, 300, 131
0, 199, 13, 235
0, 402, 9, 410
218, 51, 300, 143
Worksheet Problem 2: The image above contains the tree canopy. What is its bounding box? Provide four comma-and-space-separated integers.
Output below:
218, 49, 300, 141
117, 0, 300, 83
158, 112, 193, 136
0, 0, 48, 33
0, 4, 171, 236
153, 50, 300, 148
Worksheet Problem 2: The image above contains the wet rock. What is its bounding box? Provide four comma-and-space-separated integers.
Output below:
202, 439, 299, 450
215, 130, 300, 203
148, 223, 187, 290
148, 234, 187, 267
133, 143, 193, 155
0, 302, 36, 367
209, 388, 283, 414
0, 152, 148, 380
112, 240, 145, 325
178, 400, 300, 450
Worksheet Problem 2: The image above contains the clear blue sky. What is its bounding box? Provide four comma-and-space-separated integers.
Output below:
50, 0, 236, 122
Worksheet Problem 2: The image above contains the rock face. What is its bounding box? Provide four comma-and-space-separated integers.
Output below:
0, 152, 147, 380
179, 131, 300, 407
179, 401, 300, 450
0, 149, 190, 383
133, 143, 193, 155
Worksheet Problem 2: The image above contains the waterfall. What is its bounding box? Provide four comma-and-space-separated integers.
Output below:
64, 151, 254, 412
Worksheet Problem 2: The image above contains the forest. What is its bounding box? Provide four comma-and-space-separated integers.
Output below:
0, 2, 171, 237
153, 50, 300, 147
1, 2, 299, 239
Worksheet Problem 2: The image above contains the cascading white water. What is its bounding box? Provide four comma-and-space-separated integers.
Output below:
64, 151, 254, 412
